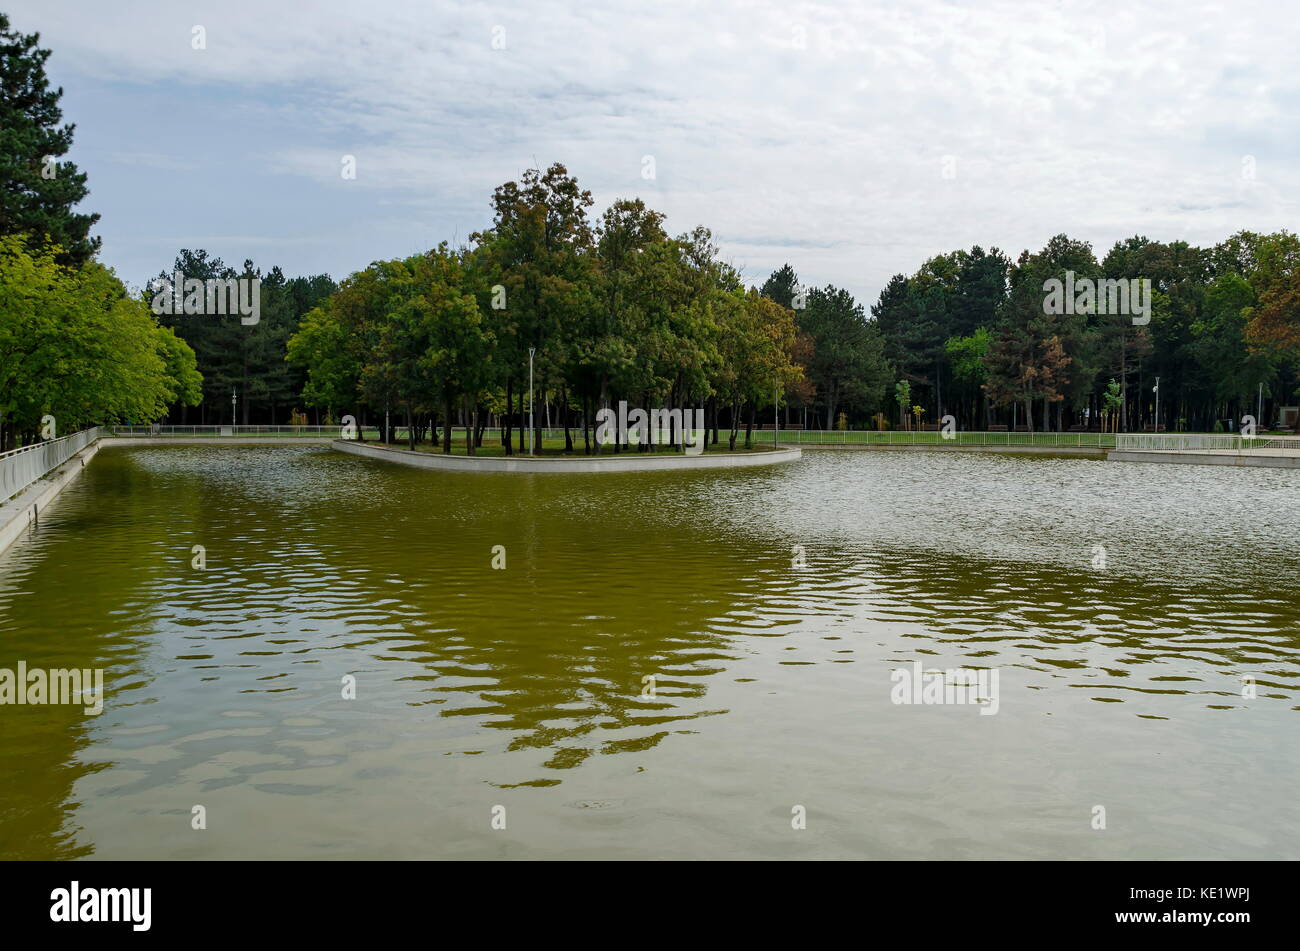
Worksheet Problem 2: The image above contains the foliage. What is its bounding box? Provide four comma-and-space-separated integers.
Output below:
0, 234, 200, 448
0, 14, 100, 264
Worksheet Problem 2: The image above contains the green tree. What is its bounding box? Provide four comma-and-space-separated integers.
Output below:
0, 14, 100, 264
945, 327, 991, 427
800, 285, 890, 429
473, 163, 595, 454
894, 379, 911, 430
0, 235, 200, 448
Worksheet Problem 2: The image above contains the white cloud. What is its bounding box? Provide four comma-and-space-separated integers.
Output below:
9, 0, 1300, 300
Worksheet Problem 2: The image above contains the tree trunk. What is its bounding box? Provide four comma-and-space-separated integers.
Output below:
504, 378, 513, 454
587, 396, 595, 454
532, 378, 542, 455
518, 385, 525, 453
562, 390, 573, 453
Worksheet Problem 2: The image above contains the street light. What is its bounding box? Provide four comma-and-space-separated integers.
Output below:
528, 347, 536, 456
231, 389, 237, 427
1153, 377, 1159, 434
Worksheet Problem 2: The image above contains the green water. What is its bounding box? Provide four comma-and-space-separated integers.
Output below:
0, 445, 1296, 859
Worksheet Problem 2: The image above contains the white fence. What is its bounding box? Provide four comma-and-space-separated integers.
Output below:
1115, 433, 1300, 453
0, 427, 102, 503
785, 430, 1118, 448
109, 425, 573, 440
110, 425, 378, 437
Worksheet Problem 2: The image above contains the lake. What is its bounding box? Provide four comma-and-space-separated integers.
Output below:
1, 445, 1295, 859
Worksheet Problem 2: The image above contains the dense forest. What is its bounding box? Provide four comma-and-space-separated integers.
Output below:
150, 249, 335, 426
867, 232, 1300, 434
152, 214, 1300, 442
274, 164, 1300, 447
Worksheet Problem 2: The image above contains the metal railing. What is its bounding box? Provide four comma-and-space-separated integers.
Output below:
110, 426, 605, 441
1114, 433, 1300, 453
110, 425, 381, 437
1, 427, 102, 503
781, 430, 1119, 448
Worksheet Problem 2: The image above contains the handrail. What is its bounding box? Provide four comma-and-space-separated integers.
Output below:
0, 427, 98, 461
1, 427, 102, 503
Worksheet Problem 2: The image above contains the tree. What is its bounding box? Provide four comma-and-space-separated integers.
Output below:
154, 250, 334, 424
714, 290, 801, 449
800, 285, 890, 429
0, 234, 200, 449
1247, 263, 1300, 361
402, 245, 496, 454
760, 263, 799, 310
1100, 379, 1123, 433
0, 14, 100, 264
894, 380, 911, 430
1193, 272, 1275, 419
473, 163, 595, 454
945, 327, 991, 427
285, 303, 357, 424
982, 302, 1071, 434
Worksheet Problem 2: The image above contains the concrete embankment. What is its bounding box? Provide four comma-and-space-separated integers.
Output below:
0, 439, 101, 556
1109, 449, 1300, 469
789, 440, 1300, 468
332, 439, 801, 472
783, 442, 1107, 458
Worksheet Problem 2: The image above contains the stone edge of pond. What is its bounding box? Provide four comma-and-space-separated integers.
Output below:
0, 439, 102, 557
786, 442, 1109, 458
1110, 449, 1300, 468
331, 439, 802, 473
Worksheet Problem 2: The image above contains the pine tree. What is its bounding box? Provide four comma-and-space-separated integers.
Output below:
0, 13, 100, 264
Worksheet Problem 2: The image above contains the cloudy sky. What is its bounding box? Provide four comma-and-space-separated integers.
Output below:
10, 0, 1299, 305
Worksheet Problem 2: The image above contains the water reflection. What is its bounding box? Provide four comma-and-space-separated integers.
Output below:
0, 446, 1295, 858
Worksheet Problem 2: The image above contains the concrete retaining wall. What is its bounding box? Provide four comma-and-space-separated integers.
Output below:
0, 439, 101, 556
787, 442, 1107, 458
1109, 450, 1300, 469
332, 439, 801, 472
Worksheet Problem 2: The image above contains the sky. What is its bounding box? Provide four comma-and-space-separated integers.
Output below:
9, 0, 1300, 306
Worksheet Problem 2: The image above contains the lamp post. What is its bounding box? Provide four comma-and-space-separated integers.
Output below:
528, 347, 536, 456
1153, 377, 1159, 434
1258, 381, 1264, 430
231, 389, 237, 427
